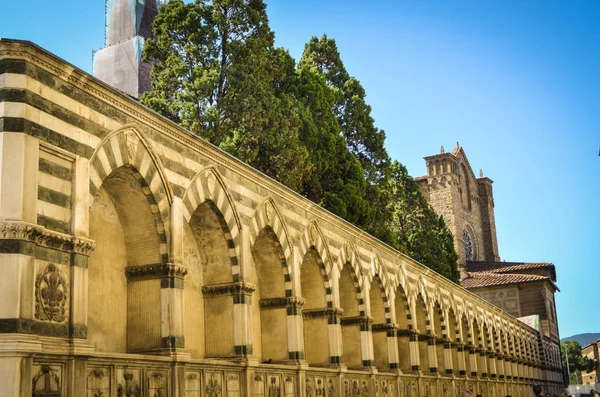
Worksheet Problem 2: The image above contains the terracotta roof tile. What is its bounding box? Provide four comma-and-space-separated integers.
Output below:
460, 271, 550, 289
466, 261, 553, 272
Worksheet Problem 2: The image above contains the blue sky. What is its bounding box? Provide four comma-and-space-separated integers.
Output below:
1, 1, 598, 339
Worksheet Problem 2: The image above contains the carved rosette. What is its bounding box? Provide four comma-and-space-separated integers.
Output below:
35, 264, 67, 323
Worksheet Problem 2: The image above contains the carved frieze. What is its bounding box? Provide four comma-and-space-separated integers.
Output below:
340, 315, 373, 327
125, 263, 188, 281
202, 282, 256, 297
0, 220, 95, 254
259, 297, 305, 309
35, 264, 67, 323
303, 307, 343, 320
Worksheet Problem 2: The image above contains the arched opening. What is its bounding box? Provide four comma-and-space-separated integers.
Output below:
251, 227, 289, 363
88, 166, 164, 353
187, 200, 236, 358
395, 286, 411, 372
433, 302, 445, 374
415, 294, 430, 372
370, 276, 389, 370
300, 248, 330, 366
339, 263, 362, 369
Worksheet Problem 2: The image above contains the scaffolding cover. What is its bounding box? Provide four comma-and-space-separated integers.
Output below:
105, 0, 164, 46
93, 36, 151, 98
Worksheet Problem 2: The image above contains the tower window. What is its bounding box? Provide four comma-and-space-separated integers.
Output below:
464, 230, 475, 261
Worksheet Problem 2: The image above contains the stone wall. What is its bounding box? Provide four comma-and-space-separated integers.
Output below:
0, 39, 564, 397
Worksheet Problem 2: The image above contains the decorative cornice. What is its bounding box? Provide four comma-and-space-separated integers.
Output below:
0, 220, 96, 254
201, 282, 256, 297
125, 263, 188, 281
340, 315, 373, 326
258, 297, 305, 309
302, 307, 343, 320
372, 323, 397, 332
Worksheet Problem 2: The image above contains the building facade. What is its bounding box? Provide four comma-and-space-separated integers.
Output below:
581, 341, 599, 384
417, 146, 563, 391
0, 39, 564, 397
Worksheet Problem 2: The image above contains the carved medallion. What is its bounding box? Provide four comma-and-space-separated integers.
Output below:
308, 223, 317, 245
206, 374, 221, 397
35, 264, 67, 323
117, 372, 140, 397
327, 379, 335, 397
268, 376, 280, 397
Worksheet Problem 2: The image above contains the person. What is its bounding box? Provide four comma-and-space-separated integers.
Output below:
533, 384, 544, 397
591, 391, 598, 397
547, 393, 552, 397
462, 391, 473, 397
559, 392, 569, 397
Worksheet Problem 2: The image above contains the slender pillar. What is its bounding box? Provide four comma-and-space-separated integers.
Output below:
408, 299, 420, 371
360, 279, 375, 367
328, 266, 343, 365
159, 197, 186, 350
386, 291, 400, 370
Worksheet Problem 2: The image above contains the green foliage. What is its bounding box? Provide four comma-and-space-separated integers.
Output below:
142, 3, 460, 283
141, 0, 311, 191
561, 340, 596, 384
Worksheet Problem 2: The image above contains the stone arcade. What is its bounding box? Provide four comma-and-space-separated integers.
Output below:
0, 40, 564, 397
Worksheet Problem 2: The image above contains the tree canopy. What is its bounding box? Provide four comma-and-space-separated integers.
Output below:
142, 0, 461, 282
561, 340, 596, 384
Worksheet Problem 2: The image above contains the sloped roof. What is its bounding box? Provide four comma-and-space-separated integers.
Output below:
466, 261, 556, 281
460, 271, 551, 289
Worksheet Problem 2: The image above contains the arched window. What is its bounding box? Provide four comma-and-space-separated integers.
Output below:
463, 230, 475, 261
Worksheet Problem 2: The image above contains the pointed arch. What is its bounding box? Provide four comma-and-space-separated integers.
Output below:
182, 166, 242, 281
299, 221, 334, 307
88, 124, 173, 263
338, 241, 366, 316
372, 254, 392, 324
249, 197, 294, 272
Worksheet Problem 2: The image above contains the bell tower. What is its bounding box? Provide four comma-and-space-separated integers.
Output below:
92, 0, 165, 98
415, 144, 500, 266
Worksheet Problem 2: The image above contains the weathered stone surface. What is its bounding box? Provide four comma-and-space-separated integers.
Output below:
0, 39, 565, 397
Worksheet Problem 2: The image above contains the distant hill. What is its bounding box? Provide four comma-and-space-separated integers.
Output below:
562, 333, 600, 346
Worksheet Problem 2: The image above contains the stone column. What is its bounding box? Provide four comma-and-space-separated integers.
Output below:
409, 331, 420, 371
427, 336, 438, 373
159, 197, 186, 351
407, 300, 420, 371
360, 278, 375, 368
233, 227, 255, 357
443, 339, 454, 375
386, 291, 400, 370
286, 297, 305, 361
426, 305, 438, 373
328, 265, 343, 366
457, 343, 467, 376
